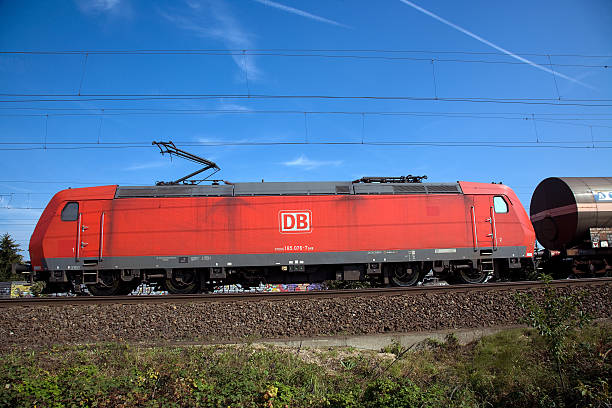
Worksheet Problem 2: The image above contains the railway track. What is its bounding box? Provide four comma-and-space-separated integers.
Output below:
2, 277, 610, 307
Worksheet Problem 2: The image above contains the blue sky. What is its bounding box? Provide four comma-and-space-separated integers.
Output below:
0, 0, 611, 258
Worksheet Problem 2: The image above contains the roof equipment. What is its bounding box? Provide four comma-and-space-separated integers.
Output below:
152, 141, 220, 186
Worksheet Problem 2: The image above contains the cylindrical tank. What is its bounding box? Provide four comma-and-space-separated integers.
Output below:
530, 177, 612, 250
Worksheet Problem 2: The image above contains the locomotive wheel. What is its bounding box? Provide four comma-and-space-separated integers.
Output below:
457, 265, 488, 284
166, 269, 199, 294
390, 263, 421, 287
87, 271, 123, 296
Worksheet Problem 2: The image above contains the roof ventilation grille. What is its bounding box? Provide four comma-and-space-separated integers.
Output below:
335, 185, 351, 194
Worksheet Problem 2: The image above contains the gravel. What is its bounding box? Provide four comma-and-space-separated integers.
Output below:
1, 284, 611, 349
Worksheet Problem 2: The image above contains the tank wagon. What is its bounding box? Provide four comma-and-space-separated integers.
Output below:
29, 178, 536, 295
530, 177, 612, 276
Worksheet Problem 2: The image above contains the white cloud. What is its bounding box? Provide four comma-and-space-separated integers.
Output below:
252, 0, 350, 28
186, 0, 201, 9
197, 136, 250, 145
283, 155, 343, 170
159, 0, 260, 80
75, 0, 122, 14
125, 161, 168, 171
217, 102, 252, 111
398, 0, 593, 90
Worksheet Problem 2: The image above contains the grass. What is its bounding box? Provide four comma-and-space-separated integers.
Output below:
0, 323, 610, 407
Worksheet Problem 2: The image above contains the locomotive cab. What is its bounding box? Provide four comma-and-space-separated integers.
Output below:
29, 186, 121, 294
453, 182, 536, 282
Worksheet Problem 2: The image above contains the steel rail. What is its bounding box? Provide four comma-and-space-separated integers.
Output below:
1, 278, 610, 307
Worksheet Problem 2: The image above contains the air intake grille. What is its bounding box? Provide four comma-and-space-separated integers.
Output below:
426, 184, 462, 194
115, 185, 234, 198
115, 188, 159, 198
393, 185, 427, 194
115, 182, 462, 198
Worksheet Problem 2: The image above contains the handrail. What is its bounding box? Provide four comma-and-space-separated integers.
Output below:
490, 206, 498, 250
470, 206, 478, 251
76, 212, 82, 261
99, 212, 105, 261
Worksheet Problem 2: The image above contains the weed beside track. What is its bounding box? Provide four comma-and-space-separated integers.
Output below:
1, 324, 610, 407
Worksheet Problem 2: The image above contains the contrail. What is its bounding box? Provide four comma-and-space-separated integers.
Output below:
398, 0, 593, 90
252, 0, 350, 28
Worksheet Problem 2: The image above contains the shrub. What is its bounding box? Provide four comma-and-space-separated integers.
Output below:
514, 276, 591, 391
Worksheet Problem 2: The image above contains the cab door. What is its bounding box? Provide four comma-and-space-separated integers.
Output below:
470, 195, 497, 252
76, 200, 106, 264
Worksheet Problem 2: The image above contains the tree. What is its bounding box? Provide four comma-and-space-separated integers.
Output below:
0, 233, 24, 281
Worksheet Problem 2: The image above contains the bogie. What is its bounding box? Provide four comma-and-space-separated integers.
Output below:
86, 271, 124, 296
388, 262, 422, 287
165, 268, 199, 294
455, 261, 488, 284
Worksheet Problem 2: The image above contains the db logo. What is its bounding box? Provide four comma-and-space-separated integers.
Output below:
279, 210, 312, 233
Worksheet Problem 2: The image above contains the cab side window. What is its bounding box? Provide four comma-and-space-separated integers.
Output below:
61, 202, 79, 221
493, 196, 508, 214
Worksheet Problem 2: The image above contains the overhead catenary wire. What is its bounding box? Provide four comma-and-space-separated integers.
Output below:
0, 141, 610, 151
1, 47, 610, 59
3, 93, 612, 101
1, 110, 611, 127
2, 140, 610, 146
0, 207, 45, 210
2, 106, 611, 117
0, 180, 135, 184
18, 50, 601, 68
0, 215, 43, 221
1, 94, 611, 107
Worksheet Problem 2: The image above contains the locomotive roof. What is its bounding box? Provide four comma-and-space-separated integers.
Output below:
115, 181, 463, 198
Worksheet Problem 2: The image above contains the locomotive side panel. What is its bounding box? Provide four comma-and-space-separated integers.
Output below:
100, 194, 474, 265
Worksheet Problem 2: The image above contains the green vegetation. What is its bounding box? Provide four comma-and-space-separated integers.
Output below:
515, 274, 592, 392
0, 232, 23, 281
1, 323, 609, 407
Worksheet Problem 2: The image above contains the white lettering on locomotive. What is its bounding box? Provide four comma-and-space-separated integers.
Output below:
279, 210, 312, 233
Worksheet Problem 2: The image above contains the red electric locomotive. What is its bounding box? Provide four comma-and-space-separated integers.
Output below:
29, 177, 536, 295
